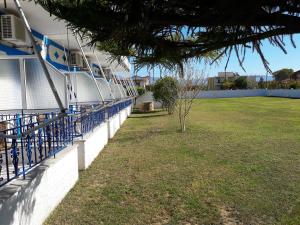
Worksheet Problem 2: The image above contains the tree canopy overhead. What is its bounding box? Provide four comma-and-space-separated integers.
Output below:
36, 0, 300, 70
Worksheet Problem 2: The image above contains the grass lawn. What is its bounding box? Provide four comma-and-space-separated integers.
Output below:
45, 97, 300, 225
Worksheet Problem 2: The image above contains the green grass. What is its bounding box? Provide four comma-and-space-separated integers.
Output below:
45, 97, 300, 225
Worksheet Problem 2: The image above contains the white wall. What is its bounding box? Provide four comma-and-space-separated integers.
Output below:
76, 122, 108, 170
25, 59, 67, 109
0, 144, 79, 225
96, 78, 113, 101
108, 113, 121, 139
126, 105, 132, 116
0, 60, 22, 110
110, 84, 127, 99
195, 89, 267, 98
119, 109, 127, 125
69, 72, 101, 103
195, 89, 300, 99
267, 89, 300, 98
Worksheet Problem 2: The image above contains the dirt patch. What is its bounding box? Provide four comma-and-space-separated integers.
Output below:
219, 206, 243, 225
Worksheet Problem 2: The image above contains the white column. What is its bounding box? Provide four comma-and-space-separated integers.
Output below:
19, 58, 27, 109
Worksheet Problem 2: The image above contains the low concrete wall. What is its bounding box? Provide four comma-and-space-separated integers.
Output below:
267, 89, 300, 98
0, 103, 134, 225
195, 89, 300, 99
119, 109, 127, 125
0, 144, 79, 225
196, 89, 267, 98
136, 89, 300, 103
126, 105, 132, 116
76, 122, 109, 170
108, 113, 121, 139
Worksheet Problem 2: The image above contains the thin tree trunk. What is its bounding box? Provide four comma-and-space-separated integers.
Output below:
180, 114, 186, 132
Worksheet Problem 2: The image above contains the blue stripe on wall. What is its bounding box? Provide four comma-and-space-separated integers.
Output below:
0, 14, 70, 72
0, 44, 30, 55
32, 29, 44, 40
92, 63, 100, 69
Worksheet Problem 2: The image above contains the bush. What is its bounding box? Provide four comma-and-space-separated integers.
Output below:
221, 81, 235, 90
145, 85, 153, 91
153, 77, 178, 114
289, 82, 300, 89
136, 87, 145, 96
234, 77, 248, 89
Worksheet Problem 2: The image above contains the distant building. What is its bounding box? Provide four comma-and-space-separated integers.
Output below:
208, 72, 262, 90
208, 72, 239, 90
133, 75, 151, 88
291, 70, 300, 80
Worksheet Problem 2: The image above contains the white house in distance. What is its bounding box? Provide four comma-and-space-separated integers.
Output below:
208, 72, 260, 90
0, 1, 137, 225
133, 75, 151, 89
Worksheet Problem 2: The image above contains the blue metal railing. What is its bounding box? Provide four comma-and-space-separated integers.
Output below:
0, 99, 132, 187
78, 108, 106, 136
0, 112, 74, 187
108, 104, 120, 118
107, 99, 132, 118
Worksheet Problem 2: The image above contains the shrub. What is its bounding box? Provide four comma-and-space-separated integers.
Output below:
221, 81, 235, 90
289, 82, 300, 89
153, 77, 178, 114
136, 86, 146, 96
234, 77, 248, 89
146, 85, 153, 91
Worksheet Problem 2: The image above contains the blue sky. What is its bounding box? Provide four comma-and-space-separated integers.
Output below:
133, 35, 300, 78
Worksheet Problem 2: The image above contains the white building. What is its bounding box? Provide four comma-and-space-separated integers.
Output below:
0, 0, 136, 110
0, 2, 137, 225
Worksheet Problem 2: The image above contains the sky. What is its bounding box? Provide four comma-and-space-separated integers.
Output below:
133, 35, 300, 78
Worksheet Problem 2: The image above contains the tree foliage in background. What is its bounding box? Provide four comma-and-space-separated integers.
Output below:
36, 0, 300, 72
234, 77, 248, 89
273, 68, 294, 81
153, 77, 178, 115
136, 86, 145, 96
221, 81, 235, 90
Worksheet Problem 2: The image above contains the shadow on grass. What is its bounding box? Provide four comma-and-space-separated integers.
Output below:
130, 110, 168, 119
132, 109, 164, 114
130, 114, 167, 119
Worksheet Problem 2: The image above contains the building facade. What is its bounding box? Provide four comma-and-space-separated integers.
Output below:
0, 2, 137, 224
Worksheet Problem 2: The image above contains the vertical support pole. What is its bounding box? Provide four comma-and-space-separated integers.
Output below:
123, 71, 133, 96
111, 68, 127, 98
123, 72, 134, 97
124, 79, 133, 97
113, 75, 124, 99
118, 76, 130, 97
62, 41, 71, 108
130, 78, 138, 96
110, 69, 124, 100
128, 78, 137, 96
64, 75, 69, 111
129, 78, 138, 96
73, 33, 105, 103
124, 79, 134, 97
94, 53, 116, 101
127, 78, 135, 96
115, 75, 127, 98
13, 0, 65, 112
19, 58, 27, 109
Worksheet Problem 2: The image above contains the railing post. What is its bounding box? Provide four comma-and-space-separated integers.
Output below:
4, 133, 9, 182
